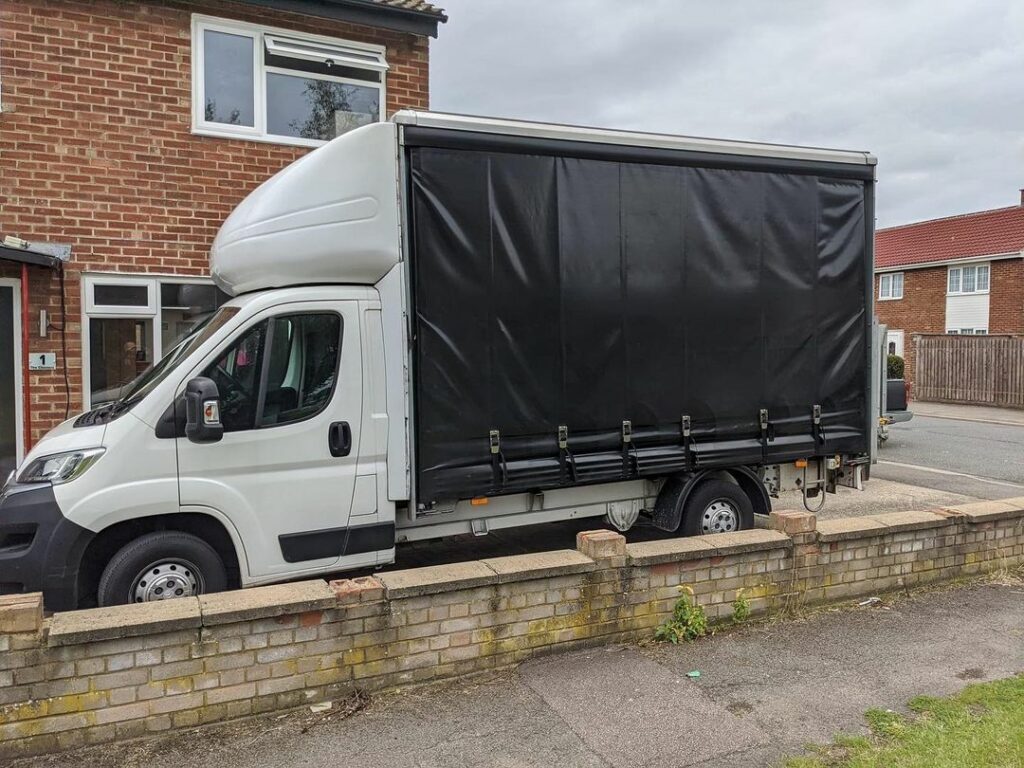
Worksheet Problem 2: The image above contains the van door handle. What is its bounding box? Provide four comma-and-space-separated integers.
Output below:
328, 421, 351, 457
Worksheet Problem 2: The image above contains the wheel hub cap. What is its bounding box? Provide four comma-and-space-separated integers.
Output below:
132, 561, 201, 603
702, 499, 739, 534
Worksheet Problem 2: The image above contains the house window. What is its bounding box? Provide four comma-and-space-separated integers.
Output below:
878, 272, 903, 300
948, 328, 987, 335
84, 276, 229, 407
947, 263, 990, 295
192, 16, 388, 147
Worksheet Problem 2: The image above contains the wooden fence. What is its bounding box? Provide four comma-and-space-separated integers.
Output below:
915, 334, 1024, 408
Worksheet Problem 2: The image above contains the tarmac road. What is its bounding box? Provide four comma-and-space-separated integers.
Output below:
875, 411, 1024, 499
17, 581, 1024, 768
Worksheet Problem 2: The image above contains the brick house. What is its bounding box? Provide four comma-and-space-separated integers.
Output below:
0, 0, 446, 477
874, 192, 1024, 387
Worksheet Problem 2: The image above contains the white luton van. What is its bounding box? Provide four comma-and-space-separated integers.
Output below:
0, 112, 878, 609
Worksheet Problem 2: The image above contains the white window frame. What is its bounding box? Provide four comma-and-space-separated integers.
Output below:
947, 263, 990, 296
878, 272, 903, 300
84, 275, 157, 316
191, 14, 388, 148
81, 273, 222, 409
948, 328, 988, 335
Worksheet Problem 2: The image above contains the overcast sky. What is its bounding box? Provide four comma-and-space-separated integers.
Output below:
430, 1, 1024, 229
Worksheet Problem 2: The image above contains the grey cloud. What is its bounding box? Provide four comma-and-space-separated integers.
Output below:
430, 0, 1024, 226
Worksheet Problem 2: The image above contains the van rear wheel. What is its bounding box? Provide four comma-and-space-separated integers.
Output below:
98, 531, 228, 607
681, 478, 754, 536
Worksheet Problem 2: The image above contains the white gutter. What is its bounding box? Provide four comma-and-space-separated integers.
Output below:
874, 250, 1023, 273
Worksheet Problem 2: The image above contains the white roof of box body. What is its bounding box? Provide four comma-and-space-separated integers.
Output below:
392, 110, 877, 166
211, 122, 402, 296
211, 111, 876, 296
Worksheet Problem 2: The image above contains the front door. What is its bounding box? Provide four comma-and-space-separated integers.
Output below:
0, 281, 22, 480
886, 330, 904, 358
177, 300, 365, 578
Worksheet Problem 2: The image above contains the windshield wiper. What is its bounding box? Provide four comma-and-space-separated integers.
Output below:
73, 402, 116, 427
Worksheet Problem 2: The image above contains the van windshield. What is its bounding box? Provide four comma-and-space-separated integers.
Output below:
112, 306, 240, 413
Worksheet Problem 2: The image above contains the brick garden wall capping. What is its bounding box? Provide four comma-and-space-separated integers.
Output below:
2, 498, 1024, 758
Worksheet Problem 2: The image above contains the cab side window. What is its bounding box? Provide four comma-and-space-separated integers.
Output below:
201, 313, 342, 433
203, 321, 267, 432
259, 314, 342, 427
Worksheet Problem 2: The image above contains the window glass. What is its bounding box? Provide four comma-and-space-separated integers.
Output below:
264, 50, 381, 83
265, 73, 379, 141
259, 314, 341, 426
977, 265, 990, 291
204, 30, 255, 127
892, 273, 903, 298
93, 284, 149, 307
160, 282, 229, 354
879, 275, 890, 299
962, 265, 976, 293
203, 321, 267, 432
89, 318, 154, 405
200, 313, 341, 433
948, 268, 961, 293
115, 307, 239, 411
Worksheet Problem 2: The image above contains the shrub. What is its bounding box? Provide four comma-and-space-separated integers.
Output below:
654, 585, 708, 643
731, 589, 751, 624
887, 354, 905, 379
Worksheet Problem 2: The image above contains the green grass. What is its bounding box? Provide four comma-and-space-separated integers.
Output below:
786, 674, 1024, 768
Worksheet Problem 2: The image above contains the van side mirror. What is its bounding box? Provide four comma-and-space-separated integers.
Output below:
185, 377, 224, 444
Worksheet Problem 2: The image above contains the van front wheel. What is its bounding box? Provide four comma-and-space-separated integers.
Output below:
98, 531, 228, 607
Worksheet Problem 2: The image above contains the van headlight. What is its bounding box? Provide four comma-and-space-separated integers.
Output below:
17, 448, 105, 485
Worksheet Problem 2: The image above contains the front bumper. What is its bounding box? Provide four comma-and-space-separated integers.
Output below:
0, 481, 94, 611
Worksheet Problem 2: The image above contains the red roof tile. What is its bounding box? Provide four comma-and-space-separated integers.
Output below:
875, 204, 1024, 269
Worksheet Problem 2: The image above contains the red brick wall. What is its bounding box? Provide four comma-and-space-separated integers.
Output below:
873, 267, 948, 389
0, 0, 430, 444
989, 258, 1024, 335
874, 259, 1024, 391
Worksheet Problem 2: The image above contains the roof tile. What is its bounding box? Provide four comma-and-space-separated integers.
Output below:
876, 204, 1024, 269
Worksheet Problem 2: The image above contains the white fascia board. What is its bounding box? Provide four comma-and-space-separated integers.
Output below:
874, 251, 1023, 273
392, 110, 876, 167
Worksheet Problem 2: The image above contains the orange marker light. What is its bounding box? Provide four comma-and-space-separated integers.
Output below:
794, 459, 808, 468
470, 497, 489, 506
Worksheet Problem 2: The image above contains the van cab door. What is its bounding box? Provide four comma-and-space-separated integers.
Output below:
176, 299, 371, 578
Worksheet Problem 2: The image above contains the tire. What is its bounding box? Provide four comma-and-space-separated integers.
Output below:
97, 531, 228, 607
681, 478, 755, 536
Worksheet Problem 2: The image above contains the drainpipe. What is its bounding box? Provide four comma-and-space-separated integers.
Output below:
21, 263, 31, 456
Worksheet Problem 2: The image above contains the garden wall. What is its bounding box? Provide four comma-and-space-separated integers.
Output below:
2, 498, 1023, 758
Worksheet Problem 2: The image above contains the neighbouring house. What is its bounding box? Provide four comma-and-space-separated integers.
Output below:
0, 0, 446, 477
874, 191, 1024, 388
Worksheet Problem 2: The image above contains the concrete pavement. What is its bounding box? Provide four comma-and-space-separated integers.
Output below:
909, 400, 1024, 427
15, 581, 1024, 768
